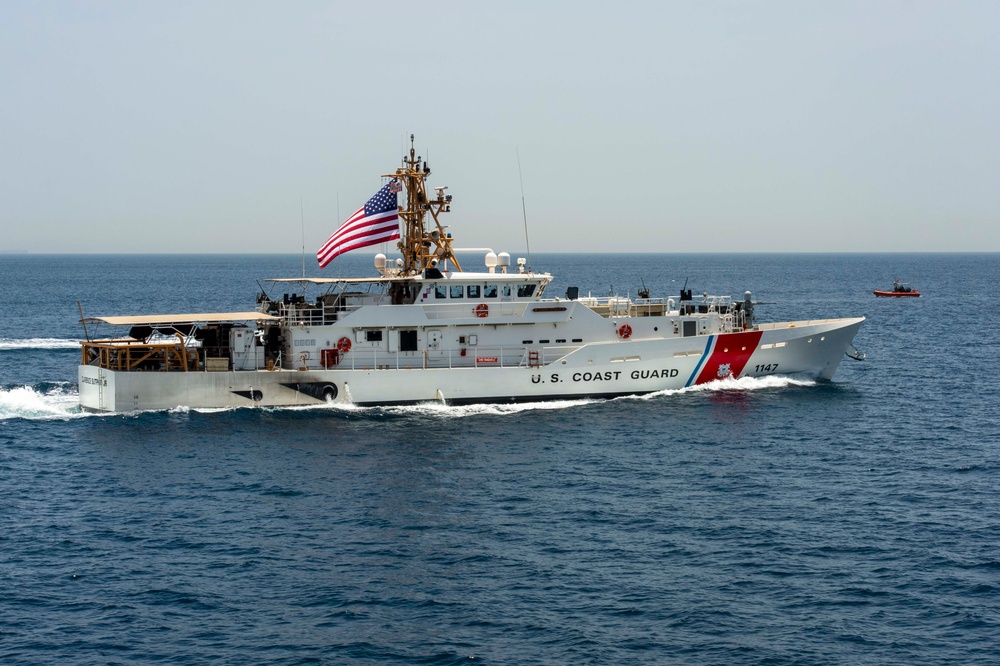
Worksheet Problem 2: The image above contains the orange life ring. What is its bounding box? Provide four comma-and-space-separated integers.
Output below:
337, 336, 352, 354
475, 303, 489, 318
618, 323, 633, 339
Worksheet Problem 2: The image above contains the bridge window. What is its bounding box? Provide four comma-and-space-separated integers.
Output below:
517, 284, 536, 298
450, 285, 464, 299
484, 284, 498, 298
467, 285, 481, 298
434, 285, 447, 299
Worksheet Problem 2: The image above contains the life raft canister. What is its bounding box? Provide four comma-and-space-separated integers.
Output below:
475, 303, 489, 318
618, 323, 633, 339
337, 336, 352, 354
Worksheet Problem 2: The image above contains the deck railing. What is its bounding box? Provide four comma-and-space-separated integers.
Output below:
81, 338, 197, 372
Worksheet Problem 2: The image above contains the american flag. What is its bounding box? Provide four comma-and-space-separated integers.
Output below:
317, 179, 401, 268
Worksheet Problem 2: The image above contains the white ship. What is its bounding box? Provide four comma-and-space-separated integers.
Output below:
78, 140, 865, 413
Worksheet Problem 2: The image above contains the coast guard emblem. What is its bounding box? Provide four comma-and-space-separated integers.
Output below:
717, 363, 732, 378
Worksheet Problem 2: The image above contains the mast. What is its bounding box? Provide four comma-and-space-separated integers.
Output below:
389, 134, 461, 274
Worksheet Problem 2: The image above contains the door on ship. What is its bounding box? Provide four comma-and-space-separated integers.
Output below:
426, 329, 445, 368
397, 329, 419, 368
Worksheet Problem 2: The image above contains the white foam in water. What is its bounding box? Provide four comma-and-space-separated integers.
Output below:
633, 374, 817, 400
0, 385, 89, 420
255, 376, 817, 418
276, 401, 368, 414
0, 338, 80, 351
383, 398, 599, 418
270, 397, 597, 418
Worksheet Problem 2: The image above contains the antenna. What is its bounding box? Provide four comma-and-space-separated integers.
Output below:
516, 146, 532, 271
78, 300, 90, 341
300, 195, 306, 279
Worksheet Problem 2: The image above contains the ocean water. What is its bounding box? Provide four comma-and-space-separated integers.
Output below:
1, 252, 998, 665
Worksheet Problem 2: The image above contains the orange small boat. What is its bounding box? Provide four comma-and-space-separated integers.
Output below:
874, 279, 920, 297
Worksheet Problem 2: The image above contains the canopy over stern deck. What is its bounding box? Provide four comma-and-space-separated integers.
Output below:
82, 312, 281, 327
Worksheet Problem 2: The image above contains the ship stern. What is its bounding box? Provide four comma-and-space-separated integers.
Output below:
78, 365, 115, 413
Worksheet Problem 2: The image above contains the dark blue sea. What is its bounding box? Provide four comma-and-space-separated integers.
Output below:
1, 252, 998, 665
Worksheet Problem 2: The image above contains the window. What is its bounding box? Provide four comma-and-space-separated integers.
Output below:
450, 285, 464, 299
502, 285, 512, 298
467, 285, 481, 298
399, 330, 418, 352
517, 284, 536, 298
434, 285, 447, 299
484, 284, 498, 298
365, 330, 383, 342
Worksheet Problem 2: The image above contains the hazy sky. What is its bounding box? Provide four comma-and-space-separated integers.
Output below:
2, 1, 997, 255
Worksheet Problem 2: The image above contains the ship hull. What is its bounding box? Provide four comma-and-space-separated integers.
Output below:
873, 290, 920, 297
78, 317, 863, 413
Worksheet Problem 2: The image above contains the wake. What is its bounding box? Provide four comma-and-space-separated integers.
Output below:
0, 384, 89, 421
633, 374, 817, 400
0, 338, 80, 351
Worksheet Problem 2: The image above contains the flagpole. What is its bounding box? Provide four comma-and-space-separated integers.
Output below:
300, 195, 306, 279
